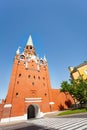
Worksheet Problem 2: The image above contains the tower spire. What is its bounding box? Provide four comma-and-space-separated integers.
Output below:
26, 35, 34, 46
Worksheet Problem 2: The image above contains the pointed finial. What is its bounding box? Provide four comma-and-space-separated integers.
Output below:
16, 46, 21, 55
44, 55, 47, 62
37, 54, 39, 59
26, 35, 34, 46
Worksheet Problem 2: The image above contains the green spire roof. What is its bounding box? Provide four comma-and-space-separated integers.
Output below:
26, 35, 34, 46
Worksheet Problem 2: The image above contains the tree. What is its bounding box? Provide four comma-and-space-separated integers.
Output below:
60, 76, 87, 108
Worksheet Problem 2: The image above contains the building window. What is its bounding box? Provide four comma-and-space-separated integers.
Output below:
33, 76, 35, 79
17, 81, 19, 84
20, 55, 25, 59
85, 70, 87, 75
28, 75, 30, 78
32, 82, 34, 86
19, 74, 21, 77
40, 60, 43, 65
26, 46, 28, 49
38, 76, 40, 79
30, 46, 32, 49
16, 92, 18, 97
43, 77, 45, 80
45, 93, 47, 96
18, 61, 20, 64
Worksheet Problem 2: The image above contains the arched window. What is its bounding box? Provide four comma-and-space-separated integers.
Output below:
26, 46, 28, 49
28, 75, 31, 78
32, 82, 34, 86
20, 55, 25, 59
30, 46, 32, 49
38, 76, 40, 80
19, 74, 21, 77
43, 77, 45, 80
17, 81, 19, 84
16, 92, 18, 97
33, 76, 35, 79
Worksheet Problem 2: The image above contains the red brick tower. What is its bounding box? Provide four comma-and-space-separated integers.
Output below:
0, 35, 73, 122
1, 35, 54, 122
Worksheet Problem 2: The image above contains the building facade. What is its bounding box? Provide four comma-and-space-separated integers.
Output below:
0, 36, 73, 122
69, 62, 87, 79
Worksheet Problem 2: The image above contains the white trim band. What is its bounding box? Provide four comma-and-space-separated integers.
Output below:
25, 98, 42, 102
49, 102, 55, 105
4, 104, 12, 108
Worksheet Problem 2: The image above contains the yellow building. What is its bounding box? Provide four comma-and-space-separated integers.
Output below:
69, 61, 87, 79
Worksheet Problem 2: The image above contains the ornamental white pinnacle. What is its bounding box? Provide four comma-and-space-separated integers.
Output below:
16, 46, 21, 55
44, 55, 47, 62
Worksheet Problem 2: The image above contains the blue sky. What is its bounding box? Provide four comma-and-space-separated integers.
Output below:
0, 0, 87, 99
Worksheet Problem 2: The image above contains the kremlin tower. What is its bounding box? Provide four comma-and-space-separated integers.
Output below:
0, 35, 73, 122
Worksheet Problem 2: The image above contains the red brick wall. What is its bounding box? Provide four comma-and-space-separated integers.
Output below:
51, 89, 74, 110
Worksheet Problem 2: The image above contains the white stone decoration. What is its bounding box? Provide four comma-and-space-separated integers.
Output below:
28, 55, 38, 63
0, 112, 44, 123
25, 98, 42, 102
44, 55, 47, 62
49, 102, 55, 105
4, 104, 12, 108
16, 47, 21, 55
1, 114, 27, 123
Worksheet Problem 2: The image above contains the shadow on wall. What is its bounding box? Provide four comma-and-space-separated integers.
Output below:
58, 104, 65, 111
65, 99, 72, 108
58, 99, 72, 110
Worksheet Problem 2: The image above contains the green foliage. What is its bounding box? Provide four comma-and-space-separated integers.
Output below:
60, 76, 87, 105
